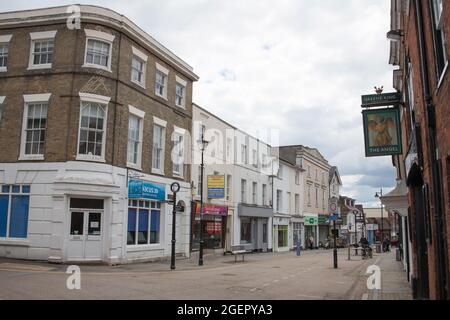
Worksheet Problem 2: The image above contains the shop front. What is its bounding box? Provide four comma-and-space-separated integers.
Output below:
237, 204, 273, 252
191, 202, 227, 251
318, 214, 330, 246
291, 216, 304, 249
273, 215, 291, 252
304, 213, 319, 249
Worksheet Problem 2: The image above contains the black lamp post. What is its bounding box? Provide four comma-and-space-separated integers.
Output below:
170, 182, 180, 270
375, 189, 383, 242
198, 132, 209, 266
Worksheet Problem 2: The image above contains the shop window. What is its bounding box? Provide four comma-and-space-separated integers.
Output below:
0, 184, 30, 238
278, 226, 288, 247
70, 198, 104, 210
128, 200, 161, 246
263, 223, 267, 243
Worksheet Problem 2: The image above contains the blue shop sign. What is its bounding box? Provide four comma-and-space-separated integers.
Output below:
128, 180, 166, 201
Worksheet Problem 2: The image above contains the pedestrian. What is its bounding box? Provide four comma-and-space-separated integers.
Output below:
309, 235, 314, 250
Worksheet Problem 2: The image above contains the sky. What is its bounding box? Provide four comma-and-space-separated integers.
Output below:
2, 0, 397, 208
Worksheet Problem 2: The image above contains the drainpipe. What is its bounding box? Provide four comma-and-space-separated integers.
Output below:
415, 0, 448, 300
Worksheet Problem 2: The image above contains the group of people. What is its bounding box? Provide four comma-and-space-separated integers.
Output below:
382, 237, 391, 252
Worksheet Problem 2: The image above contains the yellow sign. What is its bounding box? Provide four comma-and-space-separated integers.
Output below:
207, 175, 225, 198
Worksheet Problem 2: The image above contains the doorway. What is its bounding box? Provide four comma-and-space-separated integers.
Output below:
67, 198, 104, 261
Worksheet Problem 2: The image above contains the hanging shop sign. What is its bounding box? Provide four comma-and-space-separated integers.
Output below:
207, 175, 225, 199
362, 107, 402, 157
361, 92, 401, 108
304, 214, 319, 226
128, 180, 166, 201
318, 215, 329, 224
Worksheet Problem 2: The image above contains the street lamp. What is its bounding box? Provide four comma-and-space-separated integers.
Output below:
198, 131, 209, 266
170, 182, 180, 270
375, 189, 383, 243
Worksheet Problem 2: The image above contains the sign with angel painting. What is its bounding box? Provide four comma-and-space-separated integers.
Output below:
362, 107, 402, 157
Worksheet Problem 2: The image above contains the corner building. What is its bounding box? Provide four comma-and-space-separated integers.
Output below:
0, 6, 198, 264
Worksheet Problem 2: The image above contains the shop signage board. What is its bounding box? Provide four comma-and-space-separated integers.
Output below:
195, 203, 228, 217
207, 175, 225, 199
362, 107, 403, 157
318, 215, 329, 224
304, 214, 319, 226
128, 180, 166, 201
361, 92, 401, 107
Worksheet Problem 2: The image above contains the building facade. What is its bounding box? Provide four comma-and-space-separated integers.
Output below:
382, 0, 450, 299
0, 5, 198, 264
191, 104, 275, 254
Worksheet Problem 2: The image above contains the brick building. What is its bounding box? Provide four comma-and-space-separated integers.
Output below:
383, 0, 449, 299
0, 5, 198, 264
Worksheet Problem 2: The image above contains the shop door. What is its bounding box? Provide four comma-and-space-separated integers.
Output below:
68, 211, 103, 261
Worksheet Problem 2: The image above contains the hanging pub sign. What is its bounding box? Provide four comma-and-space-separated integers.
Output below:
362, 107, 402, 157
361, 92, 401, 108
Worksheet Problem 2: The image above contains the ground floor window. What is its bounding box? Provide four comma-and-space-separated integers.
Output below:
263, 223, 268, 244
277, 225, 288, 247
0, 185, 30, 238
241, 218, 252, 244
127, 199, 161, 246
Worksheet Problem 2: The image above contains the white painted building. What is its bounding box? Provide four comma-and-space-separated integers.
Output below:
191, 104, 275, 253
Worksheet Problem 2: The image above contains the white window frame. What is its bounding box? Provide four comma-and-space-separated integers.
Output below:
262, 184, 267, 206
241, 179, 247, 203
76, 93, 110, 163
295, 171, 300, 185
175, 75, 187, 108
28, 31, 57, 70
152, 117, 167, 174
172, 126, 186, 177
252, 182, 257, 204
131, 46, 148, 88
82, 29, 115, 73
155, 63, 169, 100
19, 93, 51, 161
0, 96, 5, 123
127, 105, 145, 170
0, 35, 12, 72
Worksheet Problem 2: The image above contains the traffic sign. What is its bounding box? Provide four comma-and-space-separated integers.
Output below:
329, 215, 338, 221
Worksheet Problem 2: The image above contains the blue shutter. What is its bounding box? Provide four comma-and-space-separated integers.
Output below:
0, 195, 8, 237
128, 208, 137, 232
138, 209, 149, 232
151, 210, 160, 232
9, 195, 29, 238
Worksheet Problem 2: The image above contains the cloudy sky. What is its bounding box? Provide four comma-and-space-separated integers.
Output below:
2, 0, 397, 207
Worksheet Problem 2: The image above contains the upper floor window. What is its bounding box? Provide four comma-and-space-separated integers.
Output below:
252, 149, 258, 168
19, 94, 51, 161
276, 190, 282, 212
155, 63, 169, 100
262, 184, 267, 206
431, 0, 448, 83
172, 128, 185, 177
277, 164, 283, 179
241, 179, 247, 203
77, 93, 110, 162
175, 76, 187, 108
0, 184, 31, 239
0, 35, 12, 72
226, 175, 232, 201
241, 144, 248, 165
252, 182, 257, 204
295, 171, 300, 185
131, 47, 148, 88
152, 117, 167, 174
295, 194, 300, 214
127, 106, 145, 169
28, 31, 57, 70
308, 185, 311, 207
83, 29, 115, 72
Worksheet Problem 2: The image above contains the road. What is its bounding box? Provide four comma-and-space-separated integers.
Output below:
0, 249, 409, 300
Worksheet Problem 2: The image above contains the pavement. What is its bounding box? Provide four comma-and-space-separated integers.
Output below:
0, 248, 412, 300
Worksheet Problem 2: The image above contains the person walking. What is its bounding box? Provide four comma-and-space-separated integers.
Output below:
309, 235, 314, 250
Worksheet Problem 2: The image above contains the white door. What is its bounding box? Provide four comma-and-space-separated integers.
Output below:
68, 210, 103, 261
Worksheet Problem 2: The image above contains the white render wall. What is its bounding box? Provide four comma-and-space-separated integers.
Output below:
0, 161, 191, 264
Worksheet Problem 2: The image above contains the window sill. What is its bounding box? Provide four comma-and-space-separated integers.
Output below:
27, 64, 52, 71
151, 168, 165, 176
173, 172, 184, 179
127, 163, 142, 171
155, 93, 168, 101
0, 67, 6, 72
131, 80, 146, 89
126, 244, 163, 252
175, 104, 186, 109
0, 238, 30, 246
82, 63, 112, 73
19, 155, 44, 161
76, 155, 106, 163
